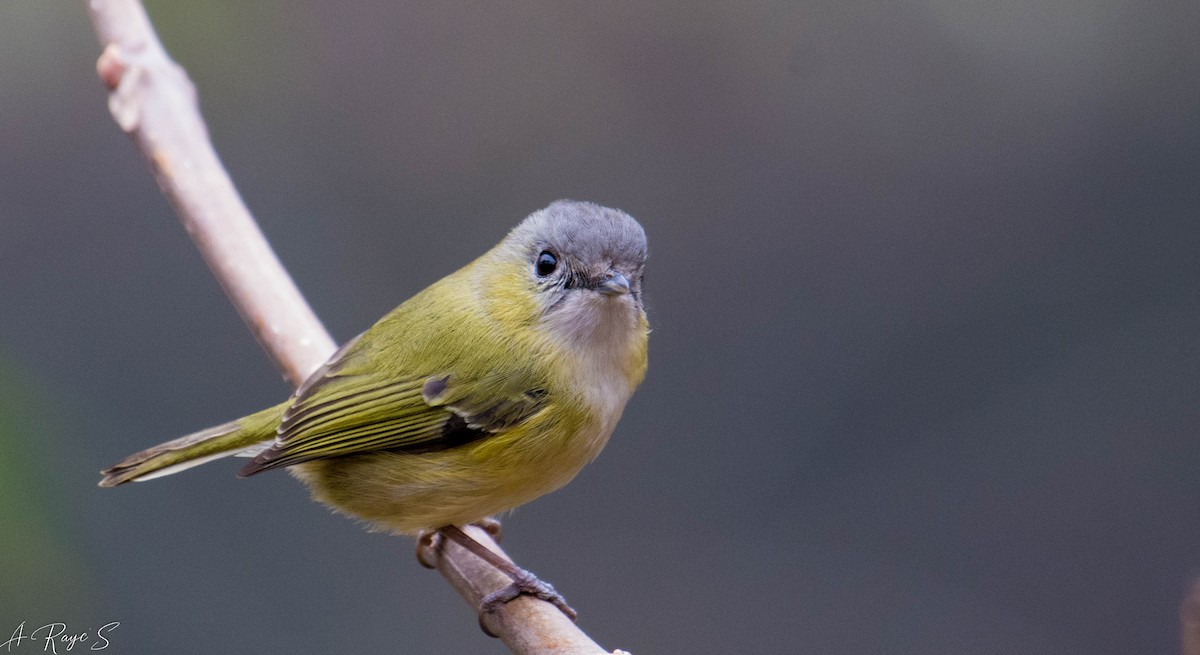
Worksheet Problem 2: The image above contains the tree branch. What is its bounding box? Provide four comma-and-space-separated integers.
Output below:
85, 1, 616, 652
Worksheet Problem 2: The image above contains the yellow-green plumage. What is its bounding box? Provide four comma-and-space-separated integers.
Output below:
100, 201, 649, 536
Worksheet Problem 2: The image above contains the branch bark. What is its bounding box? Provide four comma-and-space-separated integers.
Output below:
1183, 577, 1200, 655
85, 1, 615, 652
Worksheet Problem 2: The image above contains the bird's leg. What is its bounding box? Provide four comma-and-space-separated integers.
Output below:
437, 524, 577, 635
415, 518, 497, 569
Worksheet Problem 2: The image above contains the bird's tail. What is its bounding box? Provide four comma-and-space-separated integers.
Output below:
99, 402, 289, 488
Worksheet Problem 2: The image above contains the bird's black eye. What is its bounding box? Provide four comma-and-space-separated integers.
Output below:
535, 251, 558, 277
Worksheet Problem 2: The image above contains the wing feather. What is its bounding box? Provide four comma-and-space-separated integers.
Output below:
239, 332, 549, 476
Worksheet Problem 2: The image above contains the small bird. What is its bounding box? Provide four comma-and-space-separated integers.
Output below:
99, 200, 649, 621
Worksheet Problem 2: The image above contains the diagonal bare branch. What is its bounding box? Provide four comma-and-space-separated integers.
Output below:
88, 0, 335, 385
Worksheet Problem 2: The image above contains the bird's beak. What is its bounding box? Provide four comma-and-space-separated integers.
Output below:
597, 271, 631, 296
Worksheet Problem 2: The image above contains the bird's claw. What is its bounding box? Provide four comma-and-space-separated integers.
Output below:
477, 567, 577, 636
473, 516, 503, 542
415, 529, 442, 569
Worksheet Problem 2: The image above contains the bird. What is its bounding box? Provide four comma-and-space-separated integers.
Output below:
98, 199, 650, 623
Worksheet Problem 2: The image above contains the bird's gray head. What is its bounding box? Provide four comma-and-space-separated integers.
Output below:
504, 200, 648, 340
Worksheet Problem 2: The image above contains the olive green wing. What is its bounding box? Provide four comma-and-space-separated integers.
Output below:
238, 334, 548, 476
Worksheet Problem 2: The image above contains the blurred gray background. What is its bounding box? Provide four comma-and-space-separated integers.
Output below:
2, 1, 1198, 653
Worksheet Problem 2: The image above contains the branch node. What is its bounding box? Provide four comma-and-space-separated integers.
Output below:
106, 61, 142, 132
96, 43, 125, 91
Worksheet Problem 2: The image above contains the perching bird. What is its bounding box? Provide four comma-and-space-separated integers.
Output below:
99, 200, 649, 621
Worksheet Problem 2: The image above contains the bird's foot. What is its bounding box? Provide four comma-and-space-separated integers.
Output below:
481, 565, 577, 620
473, 516, 503, 542
415, 529, 442, 569
432, 524, 578, 637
